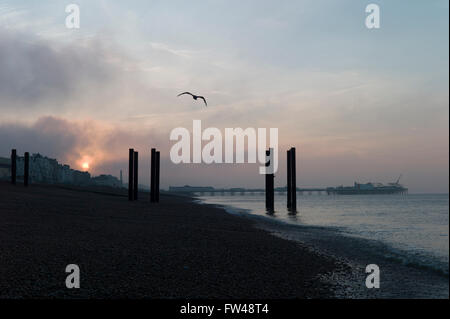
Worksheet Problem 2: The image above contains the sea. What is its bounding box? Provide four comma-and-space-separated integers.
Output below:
197, 193, 449, 277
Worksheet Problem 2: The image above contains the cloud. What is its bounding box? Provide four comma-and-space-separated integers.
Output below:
0, 117, 79, 160
0, 29, 193, 141
149, 42, 202, 59
0, 116, 167, 175
0, 29, 121, 109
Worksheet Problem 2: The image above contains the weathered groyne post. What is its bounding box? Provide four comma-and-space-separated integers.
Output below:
155, 151, 160, 202
11, 149, 16, 185
150, 148, 156, 202
133, 151, 139, 200
150, 148, 161, 203
287, 149, 292, 209
265, 148, 274, 212
128, 148, 134, 201
289, 147, 297, 212
286, 147, 297, 211
24, 152, 29, 187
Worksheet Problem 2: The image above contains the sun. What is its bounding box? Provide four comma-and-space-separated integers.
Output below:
82, 162, 89, 170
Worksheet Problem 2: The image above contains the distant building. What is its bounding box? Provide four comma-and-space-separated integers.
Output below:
11, 154, 91, 185
326, 180, 408, 195
0, 154, 121, 188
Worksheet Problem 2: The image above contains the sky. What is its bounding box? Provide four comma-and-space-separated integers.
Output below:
0, 0, 448, 193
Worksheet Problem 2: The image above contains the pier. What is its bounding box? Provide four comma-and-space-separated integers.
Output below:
168, 186, 329, 196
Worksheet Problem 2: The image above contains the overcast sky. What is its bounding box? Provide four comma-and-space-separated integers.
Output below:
0, 0, 448, 193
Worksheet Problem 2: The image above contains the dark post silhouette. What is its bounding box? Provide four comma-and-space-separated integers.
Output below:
24, 152, 29, 187
287, 149, 292, 209
155, 151, 160, 202
150, 148, 156, 202
265, 150, 269, 208
11, 149, 16, 185
265, 149, 274, 211
291, 147, 297, 212
133, 151, 139, 200
128, 148, 134, 201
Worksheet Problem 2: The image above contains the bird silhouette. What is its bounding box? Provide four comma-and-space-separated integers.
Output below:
177, 92, 207, 106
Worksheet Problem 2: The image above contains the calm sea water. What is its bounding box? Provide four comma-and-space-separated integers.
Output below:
198, 193, 449, 275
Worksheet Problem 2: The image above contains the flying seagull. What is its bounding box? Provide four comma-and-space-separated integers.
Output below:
177, 92, 207, 106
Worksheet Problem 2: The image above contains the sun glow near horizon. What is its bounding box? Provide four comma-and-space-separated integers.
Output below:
78, 155, 93, 172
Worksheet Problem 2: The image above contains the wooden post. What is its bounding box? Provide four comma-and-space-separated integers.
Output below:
133, 151, 138, 200
24, 152, 29, 187
265, 149, 274, 211
151, 148, 156, 202
291, 147, 297, 212
128, 148, 134, 201
287, 149, 292, 209
11, 149, 16, 185
265, 149, 270, 209
155, 151, 160, 202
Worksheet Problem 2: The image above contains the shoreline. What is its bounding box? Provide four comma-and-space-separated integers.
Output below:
196, 199, 449, 299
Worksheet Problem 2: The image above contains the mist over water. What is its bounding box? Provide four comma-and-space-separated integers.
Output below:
198, 193, 449, 275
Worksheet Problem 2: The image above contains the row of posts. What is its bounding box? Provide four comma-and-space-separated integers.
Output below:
128, 148, 160, 203
10, 147, 160, 201
10, 149, 30, 187
11, 146, 290, 210
265, 147, 297, 213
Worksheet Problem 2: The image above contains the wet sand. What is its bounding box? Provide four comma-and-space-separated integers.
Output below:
0, 182, 337, 298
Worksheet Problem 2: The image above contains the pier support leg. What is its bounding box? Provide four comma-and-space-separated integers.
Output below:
24, 152, 29, 187
11, 149, 16, 185
128, 148, 134, 201
133, 151, 139, 200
